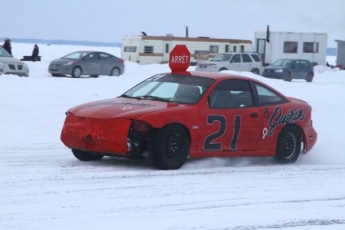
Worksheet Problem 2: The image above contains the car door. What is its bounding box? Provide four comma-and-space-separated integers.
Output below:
300, 60, 310, 78
198, 79, 262, 155
99, 53, 114, 75
240, 54, 253, 71
291, 60, 302, 79
228, 54, 242, 71
82, 52, 100, 75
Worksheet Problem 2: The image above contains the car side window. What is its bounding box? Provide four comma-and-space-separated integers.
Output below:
293, 60, 301, 68
242, 54, 252, 62
300, 60, 309, 68
254, 83, 287, 105
250, 54, 261, 62
209, 79, 253, 109
230, 54, 241, 63
85, 53, 99, 60
100, 53, 112, 60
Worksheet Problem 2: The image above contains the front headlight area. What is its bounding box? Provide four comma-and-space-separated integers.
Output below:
0, 62, 5, 73
127, 120, 153, 158
63, 61, 75, 66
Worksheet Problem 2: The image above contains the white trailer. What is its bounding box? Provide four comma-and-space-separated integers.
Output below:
335, 39, 345, 68
255, 31, 327, 65
121, 35, 253, 65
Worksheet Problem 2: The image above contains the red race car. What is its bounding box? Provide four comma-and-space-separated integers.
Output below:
60, 46, 317, 170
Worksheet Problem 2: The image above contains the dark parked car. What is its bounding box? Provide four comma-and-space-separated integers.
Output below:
48, 51, 125, 78
262, 59, 314, 82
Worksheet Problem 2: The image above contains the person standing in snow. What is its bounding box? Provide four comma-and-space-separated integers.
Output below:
31, 44, 39, 61
2, 38, 12, 56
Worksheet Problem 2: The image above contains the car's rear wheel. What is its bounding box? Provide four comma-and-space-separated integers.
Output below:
110, 67, 120, 76
306, 72, 313, 82
275, 126, 301, 163
71, 149, 104, 161
283, 72, 292, 81
149, 124, 189, 170
72, 67, 82, 78
251, 68, 260, 75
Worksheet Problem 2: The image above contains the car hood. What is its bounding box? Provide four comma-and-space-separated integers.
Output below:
264, 66, 288, 70
50, 58, 77, 65
0, 57, 24, 65
197, 61, 218, 66
68, 97, 182, 119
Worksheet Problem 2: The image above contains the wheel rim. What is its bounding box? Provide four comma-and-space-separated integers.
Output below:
112, 68, 119, 76
281, 132, 297, 159
164, 133, 182, 159
74, 68, 81, 77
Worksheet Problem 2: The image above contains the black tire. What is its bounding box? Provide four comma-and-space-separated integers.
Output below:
306, 72, 313, 82
219, 68, 228, 72
251, 68, 260, 75
149, 124, 189, 170
90, 75, 99, 78
72, 149, 104, 161
283, 72, 292, 81
110, 67, 120, 76
72, 66, 82, 78
275, 126, 301, 163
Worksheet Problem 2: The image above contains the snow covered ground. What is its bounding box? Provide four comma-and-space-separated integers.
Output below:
1, 43, 345, 230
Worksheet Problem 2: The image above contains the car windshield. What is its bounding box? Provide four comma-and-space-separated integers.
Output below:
121, 74, 215, 104
0, 47, 12, 57
62, 51, 90, 60
271, 59, 292, 67
210, 53, 232, 61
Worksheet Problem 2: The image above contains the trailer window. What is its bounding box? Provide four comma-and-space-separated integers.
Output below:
144, 46, 154, 54
165, 44, 169, 53
303, 42, 319, 53
209, 45, 219, 53
124, 46, 137, 52
283, 42, 298, 53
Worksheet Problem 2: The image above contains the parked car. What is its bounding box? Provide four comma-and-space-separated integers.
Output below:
195, 52, 262, 75
262, 59, 314, 82
60, 70, 317, 170
48, 51, 125, 78
0, 46, 29, 77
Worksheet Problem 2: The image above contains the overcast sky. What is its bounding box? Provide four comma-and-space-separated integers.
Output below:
2, 0, 345, 47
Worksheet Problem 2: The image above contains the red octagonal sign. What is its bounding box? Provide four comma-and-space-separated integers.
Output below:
169, 45, 191, 72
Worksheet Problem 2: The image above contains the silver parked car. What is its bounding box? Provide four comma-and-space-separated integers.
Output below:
48, 51, 125, 78
0, 46, 29, 77
195, 52, 262, 75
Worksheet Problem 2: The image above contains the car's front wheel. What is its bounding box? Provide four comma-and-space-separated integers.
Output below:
219, 67, 228, 72
72, 66, 82, 78
275, 126, 301, 163
72, 149, 104, 161
149, 124, 189, 170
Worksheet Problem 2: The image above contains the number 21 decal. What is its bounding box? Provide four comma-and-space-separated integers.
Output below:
204, 115, 241, 151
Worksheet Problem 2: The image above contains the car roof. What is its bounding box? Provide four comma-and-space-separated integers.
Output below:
167, 71, 256, 81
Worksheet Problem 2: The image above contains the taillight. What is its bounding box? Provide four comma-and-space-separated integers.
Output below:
120, 59, 124, 63
131, 120, 152, 132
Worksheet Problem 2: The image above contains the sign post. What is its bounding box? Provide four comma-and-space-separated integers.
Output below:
169, 45, 191, 72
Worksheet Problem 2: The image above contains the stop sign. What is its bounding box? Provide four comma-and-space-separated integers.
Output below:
169, 45, 191, 72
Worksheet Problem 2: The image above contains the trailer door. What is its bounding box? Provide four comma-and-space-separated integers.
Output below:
163, 41, 172, 63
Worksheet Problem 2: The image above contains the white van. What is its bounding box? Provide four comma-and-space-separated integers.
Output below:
195, 52, 262, 75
